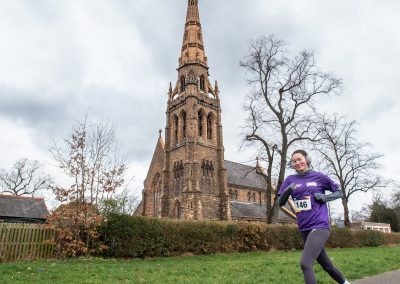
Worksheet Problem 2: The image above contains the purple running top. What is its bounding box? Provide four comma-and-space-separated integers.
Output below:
278, 171, 340, 231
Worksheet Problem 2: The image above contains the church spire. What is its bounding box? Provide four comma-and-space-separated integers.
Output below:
179, 0, 208, 68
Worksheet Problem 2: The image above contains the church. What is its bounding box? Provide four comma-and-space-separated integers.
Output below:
135, 0, 295, 223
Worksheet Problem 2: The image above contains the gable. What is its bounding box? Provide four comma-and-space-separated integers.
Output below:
144, 136, 165, 186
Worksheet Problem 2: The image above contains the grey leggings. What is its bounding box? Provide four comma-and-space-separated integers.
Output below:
300, 229, 346, 284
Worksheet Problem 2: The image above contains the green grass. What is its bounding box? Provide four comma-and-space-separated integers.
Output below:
1, 246, 400, 283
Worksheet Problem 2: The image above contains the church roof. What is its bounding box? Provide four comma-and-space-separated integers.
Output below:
225, 160, 266, 191
230, 201, 295, 222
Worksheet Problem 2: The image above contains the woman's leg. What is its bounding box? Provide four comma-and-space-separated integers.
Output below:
300, 229, 330, 284
316, 247, 347, 283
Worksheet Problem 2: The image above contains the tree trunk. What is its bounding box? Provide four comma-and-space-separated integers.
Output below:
270, 196, 280, 224
342, 197, 350, 227
266, 184, 272, 223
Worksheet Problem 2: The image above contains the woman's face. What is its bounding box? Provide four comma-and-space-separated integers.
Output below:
291, 153, 309, 173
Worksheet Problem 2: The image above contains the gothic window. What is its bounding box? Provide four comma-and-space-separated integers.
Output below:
174, 200, 182, 219
152, 173, 162, 217
181, 111, 187, 139
175, 160, 183, 179
229, 189, 233, 199
252, 193, 256, 202
247, 192, 251, 202
180, 161, 184, 178
207, 113, 213, 140
184, 31, 187, 41
180, 76, 185, 92
201, 159, 214, 178
173, 162, 177, 179
173, 115, 178, 144
200, 75, 205, 91
198, 32, 202, 41
235, 190, 238, 200
198, 111, 203, 137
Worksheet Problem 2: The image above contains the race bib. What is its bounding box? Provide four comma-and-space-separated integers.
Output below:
294, 196, 312, 212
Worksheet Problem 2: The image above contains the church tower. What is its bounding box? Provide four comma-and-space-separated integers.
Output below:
160, 0, 230, 220
137, 0, 295, 224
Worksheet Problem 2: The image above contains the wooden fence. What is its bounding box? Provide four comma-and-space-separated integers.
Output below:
0, 223, 54, 262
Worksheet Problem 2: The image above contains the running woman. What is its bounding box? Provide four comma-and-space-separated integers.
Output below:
278, 149, 350, 284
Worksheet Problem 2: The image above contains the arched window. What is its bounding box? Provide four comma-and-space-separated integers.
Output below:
173, 115, 178, 144
207, 113, 213, 140
152, 173, 162, 217
199, 75, 205, 91
198, 111, 203, 137
252, 193, 256, 202
182, 111, 187, 139
174, 200, 182, 219
247, 192, 251, 202
180, 76, 185, 92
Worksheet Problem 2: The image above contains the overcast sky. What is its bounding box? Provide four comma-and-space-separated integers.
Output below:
1, 0, 399, 215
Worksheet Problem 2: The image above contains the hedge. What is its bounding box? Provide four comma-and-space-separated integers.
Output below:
100, 214, 400, 258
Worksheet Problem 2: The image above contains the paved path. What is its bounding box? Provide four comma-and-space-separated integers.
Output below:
352, 269, 400, 284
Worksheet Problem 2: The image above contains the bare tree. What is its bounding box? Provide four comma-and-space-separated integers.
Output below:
48, 117, 128, 256
0, 158, 51, 196
240, 35, 341, 223
50, 117, 126, 206
314, 113, 388, 227
350, 207, 370, 222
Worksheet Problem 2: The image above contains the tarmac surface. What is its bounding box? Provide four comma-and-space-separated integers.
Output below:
352, 269, 400, 284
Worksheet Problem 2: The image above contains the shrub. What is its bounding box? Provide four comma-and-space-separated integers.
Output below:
101, 214, 165, 258
46, 202, 104, 257
383, 232, 400, 245
328, 227, 354, 248
352, 230, 384, 247
99, 215, 400, 259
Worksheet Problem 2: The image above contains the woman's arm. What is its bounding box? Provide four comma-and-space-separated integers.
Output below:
314, 190, 343, 203
278, 183, 296, 206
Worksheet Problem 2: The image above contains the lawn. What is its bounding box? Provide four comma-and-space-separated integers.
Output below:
1, 246, 399, 283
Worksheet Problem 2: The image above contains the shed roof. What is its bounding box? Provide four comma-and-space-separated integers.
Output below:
0, 194, 49, 220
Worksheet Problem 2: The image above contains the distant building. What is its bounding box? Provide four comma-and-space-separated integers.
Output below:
135, 0, 296, 223
0, 194, 49, 224
350, 221, 391, 233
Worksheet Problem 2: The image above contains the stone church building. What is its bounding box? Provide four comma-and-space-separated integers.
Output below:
135, 0, 295, 223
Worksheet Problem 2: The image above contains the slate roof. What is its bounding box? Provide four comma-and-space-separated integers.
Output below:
0, 195, 49, 222
230, 201, 295, 223
224, 160, 266, 190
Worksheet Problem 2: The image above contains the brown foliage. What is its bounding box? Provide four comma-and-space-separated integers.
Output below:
46, 202, 105, 257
